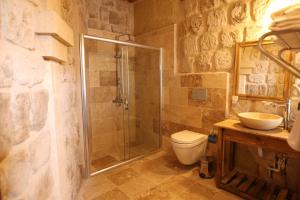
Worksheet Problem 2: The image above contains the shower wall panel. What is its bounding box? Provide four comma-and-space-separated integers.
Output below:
86, 42, 124, 166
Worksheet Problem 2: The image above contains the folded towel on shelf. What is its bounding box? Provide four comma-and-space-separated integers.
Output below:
269, 4, 300, 32
270, 23, 300, 31
271, 3, 300, 19
287, 110, 300, 152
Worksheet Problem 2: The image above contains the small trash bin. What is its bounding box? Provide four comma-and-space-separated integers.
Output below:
199, 156, 214, 179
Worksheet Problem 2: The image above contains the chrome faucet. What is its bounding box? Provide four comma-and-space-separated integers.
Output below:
262, 99, 292, 131
277, 99, 292, 131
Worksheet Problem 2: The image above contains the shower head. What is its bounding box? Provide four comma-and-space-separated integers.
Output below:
115, 34, 134, 42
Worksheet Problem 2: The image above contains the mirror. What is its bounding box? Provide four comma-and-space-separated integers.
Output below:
234, 40, 291, 101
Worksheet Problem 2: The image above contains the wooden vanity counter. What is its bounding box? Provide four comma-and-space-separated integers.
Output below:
214, 119, 300, 200
215, 119, 289, 141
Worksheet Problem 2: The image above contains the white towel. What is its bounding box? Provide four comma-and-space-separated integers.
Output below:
287, 110, 300, 152
269, 4, 300, 31
269, 23, 300, 31
271, 3, 300, 19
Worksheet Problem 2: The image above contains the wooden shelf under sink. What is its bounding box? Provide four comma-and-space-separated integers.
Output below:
219, 169, 298, 200
214, 120, 300, 200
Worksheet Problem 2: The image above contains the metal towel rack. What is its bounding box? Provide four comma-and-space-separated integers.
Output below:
258, 30, 300, 79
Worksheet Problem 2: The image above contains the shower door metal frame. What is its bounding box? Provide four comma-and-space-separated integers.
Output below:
79, 33, 163, 178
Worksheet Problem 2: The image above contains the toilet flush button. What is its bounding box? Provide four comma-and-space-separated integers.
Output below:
191, 89, 207, 101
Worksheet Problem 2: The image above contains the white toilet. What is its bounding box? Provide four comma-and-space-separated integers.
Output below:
171, 130, 208, 165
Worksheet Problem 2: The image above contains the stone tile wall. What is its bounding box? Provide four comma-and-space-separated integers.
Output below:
134, 0, 300, 190
87, 0, 134, 34
0, 0, 87, 199
134, 0, 300, 150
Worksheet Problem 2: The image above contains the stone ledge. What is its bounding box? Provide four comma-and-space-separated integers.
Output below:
37, 35, 68, 63
35, 10, 74, 47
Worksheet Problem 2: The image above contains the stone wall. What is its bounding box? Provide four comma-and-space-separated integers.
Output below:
134, 0, 300, 149
134, 0, 300, 190
87, 0, 134, 34
0, 0, 87, 199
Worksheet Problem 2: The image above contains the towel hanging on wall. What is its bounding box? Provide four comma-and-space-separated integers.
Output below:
287, 110, 300, 152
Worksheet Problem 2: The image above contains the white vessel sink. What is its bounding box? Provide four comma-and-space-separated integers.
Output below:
238, 112, 283, 130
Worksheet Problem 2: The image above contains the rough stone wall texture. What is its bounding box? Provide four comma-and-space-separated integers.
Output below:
134, 0, 300, 137
87, 0, 134, 34
0, 0, 87, 199
134, 0, 300, 190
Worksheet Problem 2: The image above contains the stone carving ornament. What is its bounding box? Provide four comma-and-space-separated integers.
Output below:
207, 8, 227, 29
183, 35, 199, 56
214, 49, 232, 70
201, 0, 220, 11
220, 28, 240, 47
231, 2, 247, 24
184, 0, 198, 15
194, 51, 213, 71
199, 32, 218, 50
189, 14, 204, 34
251, 0, 270, 21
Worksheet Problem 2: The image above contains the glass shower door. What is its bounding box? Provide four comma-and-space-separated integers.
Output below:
124, 46, 161, 158
80, 34, 162, 176
83, 38, 126, 174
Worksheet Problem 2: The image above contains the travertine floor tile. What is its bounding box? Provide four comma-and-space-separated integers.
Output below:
78, 174, 116, 200
182, 167, 219, 192
106, 167, 140, 186
159, 175, 195, 197
118, 176, 156, 199
135, 185, 182, 200
92, 188, 130, 200
78, 151, 241, 200
179, 182, 217, 200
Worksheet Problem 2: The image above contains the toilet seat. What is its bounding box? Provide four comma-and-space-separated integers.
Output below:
171, 130, 207, 144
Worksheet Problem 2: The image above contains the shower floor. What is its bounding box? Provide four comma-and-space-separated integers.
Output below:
90, 143, 157, 173
79, 151, 242, 200
91, 155, 119, 172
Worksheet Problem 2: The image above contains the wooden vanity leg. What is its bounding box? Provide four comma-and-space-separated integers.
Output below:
224, 141, 235, 174
216, 128, 223, 187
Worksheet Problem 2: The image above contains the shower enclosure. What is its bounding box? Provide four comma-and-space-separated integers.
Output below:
80, 34, 162, 176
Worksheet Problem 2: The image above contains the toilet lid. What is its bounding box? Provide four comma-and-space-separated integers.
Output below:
171, 130, 207, 144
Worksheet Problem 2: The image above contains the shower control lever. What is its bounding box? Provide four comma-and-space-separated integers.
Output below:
112, 97, 123, 106
124, 99, 129, 110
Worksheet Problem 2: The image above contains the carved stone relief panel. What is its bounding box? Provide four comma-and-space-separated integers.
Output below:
231, 2, 247, 24
199, 32, 218, 51
183, 35, 199, 56
207, 8, 227, 30
184, 0, 198, 15
214, 49, 233, 70
200, 0, 220, 11
220, 28, 241, 47
188, 14, 204, 34
251, 0, 270, 22
193, 51, 213, 72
